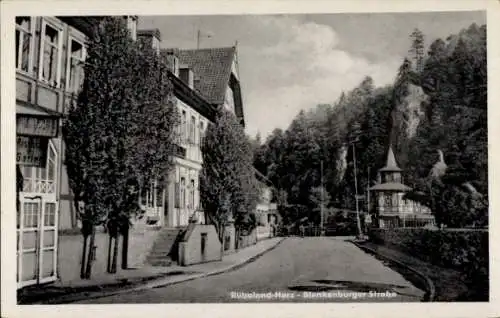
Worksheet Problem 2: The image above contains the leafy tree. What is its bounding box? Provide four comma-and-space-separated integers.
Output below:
63, 17, 178, 278
409, 28, 425, 73
200, 107, 259, 249
255, 23, 487, 230
64, 17, 132, 278
116, 38, 178, 270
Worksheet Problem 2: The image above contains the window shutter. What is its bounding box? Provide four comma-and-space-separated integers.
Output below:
174, 182, 180, 208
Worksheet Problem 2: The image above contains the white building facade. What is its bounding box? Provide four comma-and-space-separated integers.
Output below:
136, 39, 245, 228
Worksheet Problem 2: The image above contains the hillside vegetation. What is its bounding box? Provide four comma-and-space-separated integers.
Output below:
254, 23, 487, 228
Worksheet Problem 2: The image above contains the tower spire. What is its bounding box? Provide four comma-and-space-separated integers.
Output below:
386, 145, 399, 169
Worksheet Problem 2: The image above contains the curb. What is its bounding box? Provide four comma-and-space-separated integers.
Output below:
351, 241, 436, 302
33, 237, 286, 304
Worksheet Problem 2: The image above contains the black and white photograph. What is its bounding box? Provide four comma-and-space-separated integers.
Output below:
1, 0, 498, 317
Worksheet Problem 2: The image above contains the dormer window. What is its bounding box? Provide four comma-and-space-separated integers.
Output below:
179, 66, 194, 89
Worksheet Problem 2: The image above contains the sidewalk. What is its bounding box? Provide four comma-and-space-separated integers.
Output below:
18, 237, 284, 304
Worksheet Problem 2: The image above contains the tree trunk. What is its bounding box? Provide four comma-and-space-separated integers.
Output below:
121, 225, 129, 270
235, 227, 240, 250
84, 225, 96, 279
80, 234, 88, 279
219, 225, 225, 256
110, 234, 119, 273
107, 235, 113, 273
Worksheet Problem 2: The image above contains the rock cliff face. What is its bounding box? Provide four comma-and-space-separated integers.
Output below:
401, 84, 429, 139
335, 145, 348, 184
390, 82, 429, 168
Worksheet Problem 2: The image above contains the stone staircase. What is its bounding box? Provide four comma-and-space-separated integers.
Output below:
147, 227, 186, 267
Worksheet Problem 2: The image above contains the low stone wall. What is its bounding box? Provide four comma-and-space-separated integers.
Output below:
57, 225, 161, 284
256, 226, 271, 240
223, 224, 236, 255
238, 229, 257, 248
178, 224, 222, 266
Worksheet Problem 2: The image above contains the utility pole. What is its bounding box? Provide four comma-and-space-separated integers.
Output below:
353, 143, 362, 238
367, 167, 371, 214
197, 30, 200, 49
320, 160, 324, 235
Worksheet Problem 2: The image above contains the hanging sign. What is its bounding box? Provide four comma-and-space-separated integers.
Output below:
17, 115, 59, 138
16, 136, 48, 167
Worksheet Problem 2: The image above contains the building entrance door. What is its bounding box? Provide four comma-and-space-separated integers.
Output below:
17, 141, 58, 288
17, 195, 58, 288
140, 180, 164, 226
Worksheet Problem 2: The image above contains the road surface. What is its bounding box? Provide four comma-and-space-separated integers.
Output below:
75, 237, 424, 303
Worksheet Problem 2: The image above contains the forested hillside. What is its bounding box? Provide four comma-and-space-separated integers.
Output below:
253, 23, 487, 228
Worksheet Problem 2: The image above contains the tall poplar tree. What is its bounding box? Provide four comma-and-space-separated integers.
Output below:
64, 17, 178, 277
200, 107, 259, 249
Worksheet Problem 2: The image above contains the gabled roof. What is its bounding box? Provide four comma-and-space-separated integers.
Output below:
178, 47, 236, 105
379, 146, 402, 172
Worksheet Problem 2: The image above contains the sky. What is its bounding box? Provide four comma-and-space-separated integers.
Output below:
138, 11, 486, 139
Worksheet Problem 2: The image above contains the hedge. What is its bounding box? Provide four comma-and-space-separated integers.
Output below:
368, 228, 489, 300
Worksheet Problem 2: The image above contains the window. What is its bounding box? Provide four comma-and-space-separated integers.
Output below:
23, 202, 40, 228
181, 110, 187, 143
39, 20, 62, 86
180, 177, 186, 209
199, 121, 206, 146
156, 185, 163, 207
174, 182, 180, 208
384, 195, 392, 207
66, 38, 86, 93
47, 145, 56, 181
44, 203, 56, 226
190, 116, 196, 144
189, 179, 195, 209
15, 16, 33, 73
140, 187, 148, 206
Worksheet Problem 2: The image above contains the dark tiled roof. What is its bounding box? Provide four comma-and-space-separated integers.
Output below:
178, 47, 236, 105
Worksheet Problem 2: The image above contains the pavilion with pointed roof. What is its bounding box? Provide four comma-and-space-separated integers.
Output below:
369, 146, 435, 228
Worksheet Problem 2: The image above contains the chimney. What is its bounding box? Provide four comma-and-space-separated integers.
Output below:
124, 16, 138, 41
163, 48, 180, 76
137, 29, 161, 55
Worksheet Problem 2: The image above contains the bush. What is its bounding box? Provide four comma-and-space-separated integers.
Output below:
368, 228, 489, 300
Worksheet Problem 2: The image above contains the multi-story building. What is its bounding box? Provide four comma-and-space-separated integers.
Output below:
254, 171, 279, 239
16, 16, 93, 288
15, 15, 139, 289
15, 15, 245, 287
133, 32, 245, 229
369, 146, 435, 228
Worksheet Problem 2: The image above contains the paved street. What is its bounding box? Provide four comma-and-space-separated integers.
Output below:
75, 237, 424, 303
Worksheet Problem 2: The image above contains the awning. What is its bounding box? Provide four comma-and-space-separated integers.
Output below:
16, 101, 61, 138
16, 101, 61, 117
